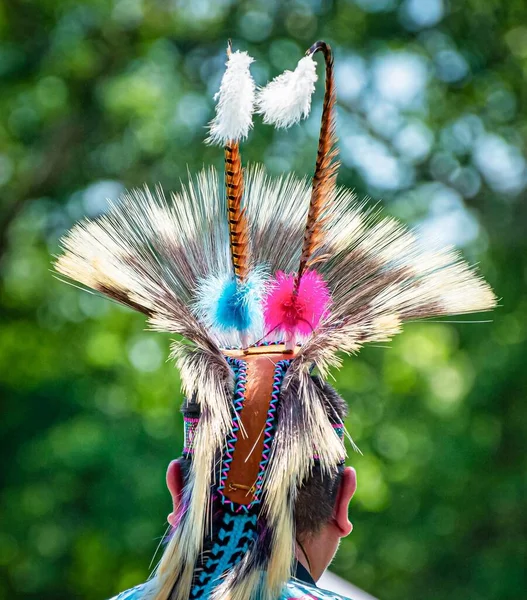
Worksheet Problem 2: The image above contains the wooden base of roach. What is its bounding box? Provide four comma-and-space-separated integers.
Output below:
223, 344, 299, 358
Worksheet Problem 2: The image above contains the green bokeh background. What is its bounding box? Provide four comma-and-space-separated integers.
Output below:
1, 1, 526, 599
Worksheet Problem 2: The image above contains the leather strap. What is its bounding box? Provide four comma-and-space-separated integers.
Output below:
223, 347, 295, 505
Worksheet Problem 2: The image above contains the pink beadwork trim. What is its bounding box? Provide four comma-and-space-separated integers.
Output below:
183, 416, 199, 455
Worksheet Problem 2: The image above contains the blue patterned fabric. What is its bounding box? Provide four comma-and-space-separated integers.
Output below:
189, 512, 258, 599
108, 577, 353, 600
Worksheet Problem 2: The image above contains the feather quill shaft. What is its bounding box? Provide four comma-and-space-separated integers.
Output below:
295, 41, 339, 292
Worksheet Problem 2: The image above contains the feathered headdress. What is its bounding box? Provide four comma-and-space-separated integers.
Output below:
55, 40, 496, 600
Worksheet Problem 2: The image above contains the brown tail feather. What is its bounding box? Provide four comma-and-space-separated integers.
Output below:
225, 142, 250, 281
295, 41, 339, 292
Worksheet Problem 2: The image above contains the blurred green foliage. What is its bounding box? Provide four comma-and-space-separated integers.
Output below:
1, 1, 526, 599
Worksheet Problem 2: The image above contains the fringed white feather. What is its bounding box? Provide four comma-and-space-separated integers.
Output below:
256, 56, 318, 129
207, 50, 256, 145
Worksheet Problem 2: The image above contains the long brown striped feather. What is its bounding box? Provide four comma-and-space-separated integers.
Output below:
225, 141, 250, 280
295, 41, 339, 291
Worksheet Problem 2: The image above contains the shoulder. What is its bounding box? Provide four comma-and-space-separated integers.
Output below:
108, 577, 352, 600
107, 580, 157, 600
283, 577, 353, 600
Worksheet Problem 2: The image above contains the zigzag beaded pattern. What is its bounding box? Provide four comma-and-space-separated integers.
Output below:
183, 416, 199, 455
217, 358, 290, 512
188, 512, 258, 600
253, 359, 291, 501
217, 357, 247, 510
183, 353, 340, 465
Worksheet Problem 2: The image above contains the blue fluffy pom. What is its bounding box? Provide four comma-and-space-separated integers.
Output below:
195, 270, 266, 337
215, 278, 254, 331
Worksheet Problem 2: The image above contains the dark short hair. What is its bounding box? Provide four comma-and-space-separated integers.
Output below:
295, 377, 348, 538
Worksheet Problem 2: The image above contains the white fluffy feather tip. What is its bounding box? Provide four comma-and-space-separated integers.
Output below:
207, 50, 256, 145
256, 55, 318, 129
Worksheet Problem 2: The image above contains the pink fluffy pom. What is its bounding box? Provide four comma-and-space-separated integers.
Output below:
263, 270, 331, 340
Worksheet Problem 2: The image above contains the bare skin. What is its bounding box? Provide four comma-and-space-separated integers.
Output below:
166, 460, 357, 583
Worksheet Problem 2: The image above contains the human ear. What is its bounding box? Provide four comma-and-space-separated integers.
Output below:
332, 466, 357, 537
166, 459, 184, 526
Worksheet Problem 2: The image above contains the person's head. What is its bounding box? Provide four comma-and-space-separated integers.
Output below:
294, 464, 357, 580
167, 377, 357, 581
289, 377, 357, 579
166, 460, 356, 582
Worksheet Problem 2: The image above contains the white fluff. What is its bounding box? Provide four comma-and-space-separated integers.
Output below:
207, 51, 256, 145
256, 55, 318, 129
